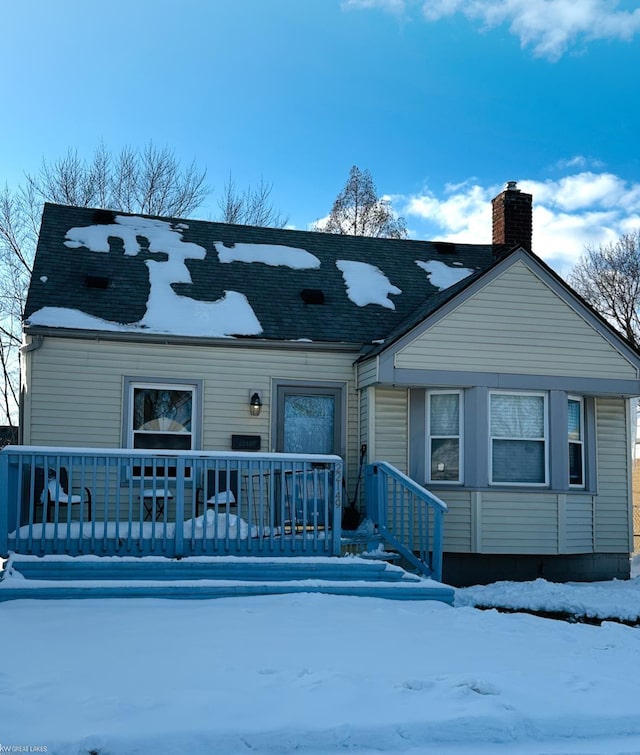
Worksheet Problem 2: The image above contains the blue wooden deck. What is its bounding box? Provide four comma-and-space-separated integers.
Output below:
0, 446, 450, 599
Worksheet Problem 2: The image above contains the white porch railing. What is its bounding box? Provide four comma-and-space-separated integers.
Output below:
0, 447, 343, 558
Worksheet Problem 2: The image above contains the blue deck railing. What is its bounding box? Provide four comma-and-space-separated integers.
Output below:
364, 461, 447, 581
0, 447, 343, 558
0, 448, 448, 582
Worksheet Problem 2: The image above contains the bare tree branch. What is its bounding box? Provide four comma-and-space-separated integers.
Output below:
314, 165, 406, 239
0, 141, 211, 424
217, 175, 288, 228
568, 229, 640, 348
0, 144, 289, 424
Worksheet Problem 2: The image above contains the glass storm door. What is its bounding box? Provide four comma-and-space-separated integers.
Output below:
276, 387, 341, 455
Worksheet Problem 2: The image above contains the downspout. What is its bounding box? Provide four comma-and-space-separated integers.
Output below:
628, 397, 637, 555
18, 335, 43, 445
21, 334, 44, 354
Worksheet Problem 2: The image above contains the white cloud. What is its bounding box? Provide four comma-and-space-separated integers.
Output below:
342, 0, 406, 12
553, 155, 606, 171
401, 172, 640, 277
350, 0, 640, 60
404, 182, 493, 239
308, 214, 331, 232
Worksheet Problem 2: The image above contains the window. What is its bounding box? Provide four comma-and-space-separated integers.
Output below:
568, 396, 584, 487
127, 382, 196, 451
490, 392, 547, 485
427, 391, 462, 483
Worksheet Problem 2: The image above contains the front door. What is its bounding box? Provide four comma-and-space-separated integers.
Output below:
275, 385, 343, 529
276, 386, 342, 455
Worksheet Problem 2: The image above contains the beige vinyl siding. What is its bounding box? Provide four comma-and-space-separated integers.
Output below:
355, 389, 369, 508
359, 388, 368, 450
373, 387, 408, 473
565, 495, 595, 553
595, 397, 631, 552
396, 261, 638, 380
480, 492, 559, 553
24, 337, 360, 478
343, 379, 360, 493
436, 489, 472, 552
357, 358, 378, 388
428, 491, 597, 555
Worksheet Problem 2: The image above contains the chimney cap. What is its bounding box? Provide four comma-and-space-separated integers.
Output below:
505, 181, 519, 191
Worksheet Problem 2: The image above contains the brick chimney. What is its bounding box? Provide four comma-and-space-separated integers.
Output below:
492, 181, 532, 253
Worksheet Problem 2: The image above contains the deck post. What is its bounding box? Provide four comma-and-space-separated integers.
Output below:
364, 464, 375, 522
376, 465, 386, 527
174, 457, 185, 557
432, 507, 444, 582
332, 459, 343, 555
0, 451, 9, 555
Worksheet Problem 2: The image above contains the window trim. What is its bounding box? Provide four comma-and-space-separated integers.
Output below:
123, 377, 202, 452
426, 389, 463, 485
489, 390, 549, 487
568, 395, 585, 489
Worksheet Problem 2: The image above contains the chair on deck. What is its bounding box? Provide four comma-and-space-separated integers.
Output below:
280, 464, 330, 531
37, 467, 92, 523
197, 469, 238, 516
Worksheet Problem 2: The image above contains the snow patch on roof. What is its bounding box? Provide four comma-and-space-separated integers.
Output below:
214, 241, 321, 269
64, 215, 206, 259
28, 287, 261, 338
34, 215, 263, 337
141, 280, 261, 337
416, 260, 473, 290
28, 306, 136, 332
336, 260, 401, 310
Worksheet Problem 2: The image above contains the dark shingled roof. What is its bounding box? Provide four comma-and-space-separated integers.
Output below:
24, 203, 499, 347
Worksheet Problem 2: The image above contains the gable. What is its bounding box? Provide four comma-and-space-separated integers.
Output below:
395, 259, 639, 380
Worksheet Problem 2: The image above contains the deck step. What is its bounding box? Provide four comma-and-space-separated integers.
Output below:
0, 556, 454, 604
5, 557, 411, 582
0, 580, 454, 602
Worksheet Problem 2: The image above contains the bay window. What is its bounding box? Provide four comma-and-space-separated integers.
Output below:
418, 387, 589, 490
490, 392, 547, 485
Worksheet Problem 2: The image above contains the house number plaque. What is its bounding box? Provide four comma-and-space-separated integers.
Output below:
231, 434, 262, 451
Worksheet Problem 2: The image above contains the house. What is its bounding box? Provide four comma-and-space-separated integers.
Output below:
11, 183, 640, 585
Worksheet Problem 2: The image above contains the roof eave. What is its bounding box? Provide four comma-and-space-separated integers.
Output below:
22, 324, 363, 352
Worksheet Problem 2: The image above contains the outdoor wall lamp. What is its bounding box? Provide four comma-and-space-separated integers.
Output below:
249, 392, 263, 417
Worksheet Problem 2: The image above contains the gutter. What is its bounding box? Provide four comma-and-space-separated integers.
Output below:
21, 326, 362, 353
20, 335, 43, 354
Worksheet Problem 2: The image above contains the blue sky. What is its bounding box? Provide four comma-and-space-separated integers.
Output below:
2, 0, 640, 275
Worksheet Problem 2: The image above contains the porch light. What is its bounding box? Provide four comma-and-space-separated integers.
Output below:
249, 392, 262, 417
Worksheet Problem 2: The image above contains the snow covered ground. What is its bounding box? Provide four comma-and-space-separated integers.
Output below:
2, 562, 640, 754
